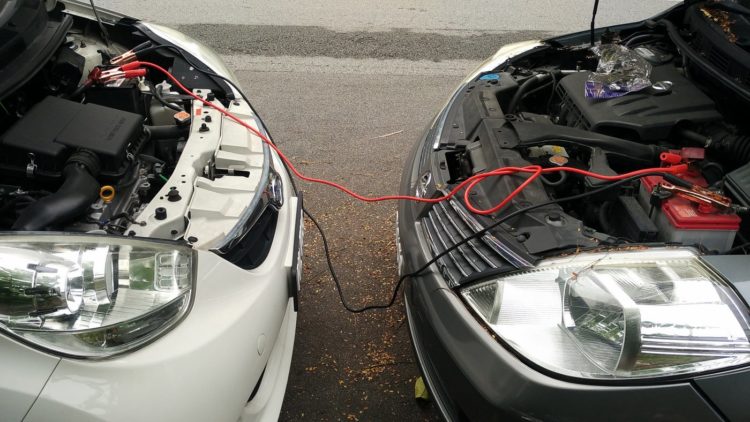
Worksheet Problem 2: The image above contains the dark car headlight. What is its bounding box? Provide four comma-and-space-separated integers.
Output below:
0, 235, 194, 358
460, 248, 750, 380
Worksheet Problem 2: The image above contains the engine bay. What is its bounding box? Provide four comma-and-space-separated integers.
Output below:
426, 1, 750, 263
0, 3, 272, 258
3, 0, 750, 263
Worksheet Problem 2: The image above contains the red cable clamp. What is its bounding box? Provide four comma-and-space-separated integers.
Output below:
120, 61, 144, 71
95, 66, 147, 83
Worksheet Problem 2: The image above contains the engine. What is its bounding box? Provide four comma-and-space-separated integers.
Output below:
551, 48, 742, 252
430, 1, 750, 256
0, 24, 207, 234
555, 62, 721, 141
0, 96, 146, 231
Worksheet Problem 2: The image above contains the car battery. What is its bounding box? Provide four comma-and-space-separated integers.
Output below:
639, 173, 740, 252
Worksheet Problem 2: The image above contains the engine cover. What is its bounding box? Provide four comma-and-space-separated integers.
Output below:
556, 64, 721, 141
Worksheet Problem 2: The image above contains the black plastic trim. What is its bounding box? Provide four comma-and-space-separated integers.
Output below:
404, 292, 457, 422
132, 21, 235, 99
289, 193, 303, 312
661, 18, 750, 103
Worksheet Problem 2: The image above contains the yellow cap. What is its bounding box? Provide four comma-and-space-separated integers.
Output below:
100, 185, 116, 203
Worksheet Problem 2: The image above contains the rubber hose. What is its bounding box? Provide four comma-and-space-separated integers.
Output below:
541, 170, 568, 186
146, 125, 189, 140
154, 84, 183, 112
12, 162, 100, 231
514, 122, 661, 165
681, 128, 750, 166
507, 73, 554, 115
598, 201, 614, 234
715, 134, 750, 166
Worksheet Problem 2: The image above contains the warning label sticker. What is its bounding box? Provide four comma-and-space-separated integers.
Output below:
673, 204, 697, 218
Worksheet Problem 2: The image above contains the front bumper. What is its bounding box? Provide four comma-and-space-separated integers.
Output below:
18, 151, 300, 422
397, 128, 730, 422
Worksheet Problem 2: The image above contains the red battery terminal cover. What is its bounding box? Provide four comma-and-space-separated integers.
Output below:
660, 147, 706, 165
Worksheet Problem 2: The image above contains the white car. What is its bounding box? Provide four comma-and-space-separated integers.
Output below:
0, 1, 302, 421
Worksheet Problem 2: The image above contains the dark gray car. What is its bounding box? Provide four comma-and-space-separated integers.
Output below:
398, 2, 750, 420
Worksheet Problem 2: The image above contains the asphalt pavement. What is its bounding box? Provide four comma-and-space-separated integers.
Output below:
98, 0, 680, 420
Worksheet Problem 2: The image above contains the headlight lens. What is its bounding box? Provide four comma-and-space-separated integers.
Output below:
0, 235, 193, 358
461, 249, 750, 379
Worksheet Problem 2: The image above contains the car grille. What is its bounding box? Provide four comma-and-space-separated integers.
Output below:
421, 199, 528, 286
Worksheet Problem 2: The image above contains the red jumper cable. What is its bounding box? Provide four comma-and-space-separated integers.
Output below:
111, 61, 688, 216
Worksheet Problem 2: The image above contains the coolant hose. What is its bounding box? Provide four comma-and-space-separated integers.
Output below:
507, 72, 554, 115
714, 134, 750, 166
13, 153, 100, 231
514, 122, 662, 165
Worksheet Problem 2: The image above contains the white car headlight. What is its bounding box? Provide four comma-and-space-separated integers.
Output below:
0, 235, 194, 358
461, 248, 750, 379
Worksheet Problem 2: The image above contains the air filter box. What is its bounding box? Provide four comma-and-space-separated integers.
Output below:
725, 161, 750, 207
0, 96, 142, 174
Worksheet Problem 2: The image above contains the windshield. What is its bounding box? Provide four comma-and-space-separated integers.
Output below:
591, 1, 677, 29
0, 1, 48, 67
